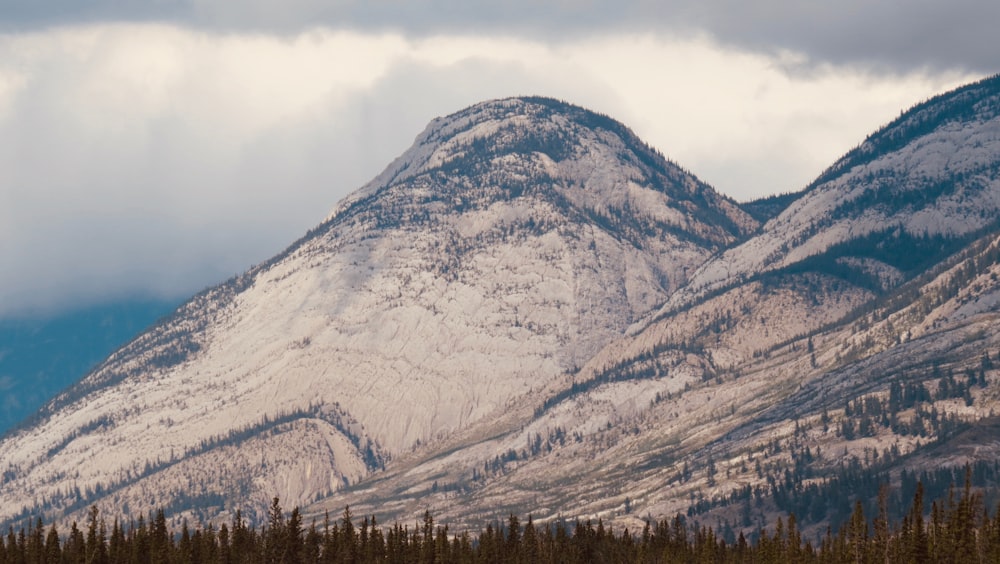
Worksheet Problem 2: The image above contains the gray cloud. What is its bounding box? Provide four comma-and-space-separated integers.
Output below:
0, 31, 625, 317
0, 1, 996, 73
0, 11, 984, 319
681, 1, 1000, 74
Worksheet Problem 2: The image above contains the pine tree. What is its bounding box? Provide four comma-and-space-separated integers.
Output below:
285, 508, 303, 564
130, 516, 150, 564
150, 510, 170, 564
217, 523, 232, 564
950, 466, 979, 564
265, 497, 285, 564
177, 521, 192, 564
505, 514, 520, 564
231, 510, 253, 564
44, 525, 60, 564
366, 517, 385, 564
419, 511, 434, 564
303, 521, 321, 564
107, 519, 126, 564
522, 516, 539, 564
338, 507, 356, 564
847, 499, 868, 564
66, 522, 85, 564
85, 507, 108, 564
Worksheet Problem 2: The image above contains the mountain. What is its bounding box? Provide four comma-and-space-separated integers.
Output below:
304, 75, 1000, 534
666, 74, 1000, 311
4, 75, 1000, 536
0, 97, 755, 526
0, 298, 179, 435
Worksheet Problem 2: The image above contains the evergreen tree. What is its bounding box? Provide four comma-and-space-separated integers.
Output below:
85, 507, 109, 564
338, 507, 355, 564
150, 510, 170, 564
65, 522, 85, 564
108, 519, 126, 564
303, 521, 321, 564
217, 523, 231, 564
44, 525, 60, 564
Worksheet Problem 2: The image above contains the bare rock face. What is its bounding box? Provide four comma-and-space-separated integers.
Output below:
0, 97, 754, 526
7, 75, 1000, 533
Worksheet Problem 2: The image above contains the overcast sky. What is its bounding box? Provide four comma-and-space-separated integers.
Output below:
0, 1, 993, 318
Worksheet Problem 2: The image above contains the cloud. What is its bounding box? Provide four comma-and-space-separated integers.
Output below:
0, 1, 997, 74
0, 26, 624, 316
0, 24, 980, 317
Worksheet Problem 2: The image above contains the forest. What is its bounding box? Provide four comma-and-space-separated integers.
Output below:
3, 467, 1000, 564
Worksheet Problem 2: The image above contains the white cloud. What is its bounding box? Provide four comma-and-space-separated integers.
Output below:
0, 24, 981, 316
553, 34, 976, 198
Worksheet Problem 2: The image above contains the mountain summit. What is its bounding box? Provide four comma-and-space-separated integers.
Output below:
0, 97, 755, 525
311, 76, 1000, 532
6, 78, 1000, 534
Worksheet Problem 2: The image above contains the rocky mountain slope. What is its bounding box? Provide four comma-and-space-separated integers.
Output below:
4, 75, 1000, 536
307, 74, 1000, 534
661, 74, 1000, 312
0, 97, 755, 526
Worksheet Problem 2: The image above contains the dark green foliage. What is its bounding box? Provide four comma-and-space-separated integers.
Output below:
740, 191, 800, 223
772, 227, 977, 293
6, 471, 1000, 564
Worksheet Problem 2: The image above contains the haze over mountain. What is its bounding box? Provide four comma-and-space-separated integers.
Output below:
0, 299, 179, 435
3, 75, 1000, 536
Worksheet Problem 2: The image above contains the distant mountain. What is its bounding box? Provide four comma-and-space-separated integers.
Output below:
0, 299, 178, 435
0, 97, 755, 527
4, 75, 1000, 536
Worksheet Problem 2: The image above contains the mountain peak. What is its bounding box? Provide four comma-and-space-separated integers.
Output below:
329, 95, 756, 249
0, 97, 756, 527
4, 79, 1000, 535
657, 73, 1000, 311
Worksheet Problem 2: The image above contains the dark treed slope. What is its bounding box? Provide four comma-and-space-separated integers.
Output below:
3, 469, 1000, 564
738, 191, 799, 224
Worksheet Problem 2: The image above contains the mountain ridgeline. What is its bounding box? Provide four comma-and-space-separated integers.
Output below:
4, 76, 1000, 537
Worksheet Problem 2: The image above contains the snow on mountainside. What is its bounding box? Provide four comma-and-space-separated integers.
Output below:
0, 97, 755, 526
6, 76, 1000, 536
657, 74, 1000, 316
301, 75, 1000, 534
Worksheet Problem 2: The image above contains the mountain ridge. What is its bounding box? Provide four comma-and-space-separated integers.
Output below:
4, 77, 1000, 534
0, 95, 756, 527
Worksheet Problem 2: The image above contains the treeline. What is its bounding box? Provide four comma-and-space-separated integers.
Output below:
4, 470, 1000, 563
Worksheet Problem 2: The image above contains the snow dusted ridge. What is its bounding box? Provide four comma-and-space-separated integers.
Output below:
5, 76, 1000, 534
0, 97, 755, 526
655, 75, 1000, 318
306, 77, 1000, 534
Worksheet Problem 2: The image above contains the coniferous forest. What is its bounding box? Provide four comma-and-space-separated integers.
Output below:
4, 469, 1000, 564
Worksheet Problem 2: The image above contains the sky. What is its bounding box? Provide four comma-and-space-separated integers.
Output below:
0, 1, 994, 318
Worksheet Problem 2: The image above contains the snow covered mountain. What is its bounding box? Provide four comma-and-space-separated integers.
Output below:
0, 97, 755, 526
304, 75, 1000, 534
5, 75, 1000, 535
660, 74, 1000, 313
